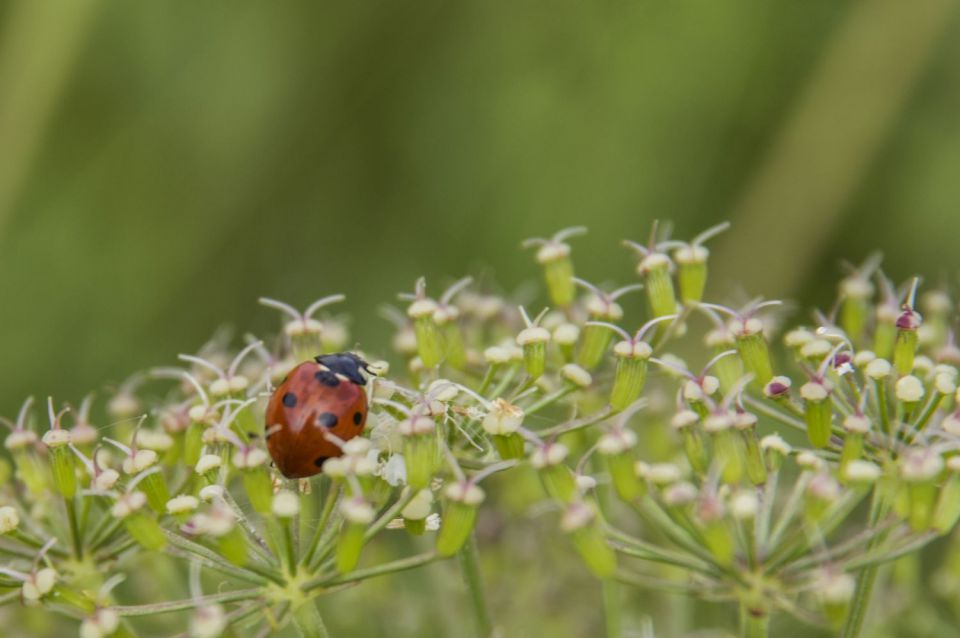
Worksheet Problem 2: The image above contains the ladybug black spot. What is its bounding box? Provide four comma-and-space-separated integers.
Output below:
314, 352, 372, 386
317, 412, 338, 428
314, 371, 340, 387
314, 456, 330, 468
353, 411, 363, 426
282, 392, 298, 408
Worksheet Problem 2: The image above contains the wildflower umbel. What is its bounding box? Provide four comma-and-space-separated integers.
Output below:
2, 221, 958, 638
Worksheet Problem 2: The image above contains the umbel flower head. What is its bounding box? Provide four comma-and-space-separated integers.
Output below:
3, 220, 960, 638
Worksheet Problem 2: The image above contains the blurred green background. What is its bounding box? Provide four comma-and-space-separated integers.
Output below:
3, 0, 960, 418
2, 2, 960, 635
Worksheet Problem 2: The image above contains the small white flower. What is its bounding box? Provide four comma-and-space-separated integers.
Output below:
482, 399, 524, 436
166, 495, 200, 515
195, 454, 223, 475
272, 490, 300, 518
0, 506, 20, 534
22, 568, 57, 603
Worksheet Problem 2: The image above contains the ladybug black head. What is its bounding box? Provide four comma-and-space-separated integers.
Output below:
314, 352, 374, 386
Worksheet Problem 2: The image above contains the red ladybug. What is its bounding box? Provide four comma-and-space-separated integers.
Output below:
266, 352, 373, 478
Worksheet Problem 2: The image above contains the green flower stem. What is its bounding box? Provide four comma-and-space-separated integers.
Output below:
910, 391, 946, 437
292, 600, 331, 638
64, 496, 83, 558
364, 489, 416, 542
613, 570, 705, 596
539, 407, 612, 438
280, 518, 297, 576
873, 379, 891, 436
222, 488, 272, 559
489, 364, 520, 400
602, 578, 622, 638
767, 474, 812, 551
740, 603, 769, 638
108, 588, 262, 617
303, 483, 341, 568
163, 529, 281, 585
476, 364, 499, 397
841, 532, 938, 572
524, 385, 576, 416
302, 551, 441, 591
766, 489, 867, 570
459, 533, 493, 638
840, 492, 891, 638
605, 528, 718, 575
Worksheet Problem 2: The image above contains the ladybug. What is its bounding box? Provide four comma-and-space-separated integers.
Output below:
266, 352, 374, 478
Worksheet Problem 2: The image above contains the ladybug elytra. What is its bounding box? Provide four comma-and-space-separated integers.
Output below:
266, 352, 373, 478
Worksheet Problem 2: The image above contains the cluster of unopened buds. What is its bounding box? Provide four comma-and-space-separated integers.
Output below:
2, 222, 959, 638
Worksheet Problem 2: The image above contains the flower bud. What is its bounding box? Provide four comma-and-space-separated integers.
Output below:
437, 481, 485, 557
234, 447, 273, 514
894, 307, 922, 376
839, 414, 869, 476
337, 497, 375, 573
816, 570, 855, 628
531, 443, 576, 502
896, 375, 925, 416
561, 501, 617, 578
408, 297, 443, 368
731, 317, 774, 390
696, 493, 733, 565
839, 275, 874, 346
22, 568, 58, 603
396, 415, 438, 490
800, 380, 833, 448
933, 457, 960, 533
805, 473, 841, 523
517, 326, 550, 380
533, 238, 578, 308
42, 428, 76, 499
598, 429, 644, 501
482, 399, 525, 460
272, 490, 301, 518
189, 605, 227, 638
730, 490, 758, 520
553, 323, 580, 360
560, 363, 592, 389
637, 253, 678, 319
760, 434, 790, 472
704, 412, 743, 485
843, 460, 882, 487
80, 609, 120, 638
674, 244, 709, 304
401, 489, 434, 535
610, 340, 651, 411
671, 410, 707, 475
901, 448, 944, 531
113, 492, 166, 550
0, 506, 20, 534
734, 412, 767, 486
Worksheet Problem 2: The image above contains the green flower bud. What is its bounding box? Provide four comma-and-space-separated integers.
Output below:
734, 412, 767, 486
705, 412, 743, 485
893, 307, 922, 376
483, 399, 525, 459
816, 570, 855, 628
576, 294, 626, 369
337, 497, 375, 573
531, 443, 576, 502
401, 489, 434, 535
760, 434, 790, 473
801, 380, 833, 448
873, 303, 898, 360
901, 448, 944, 531
597, 429, 644, 501
610, 340, 651, 411
805, 473, 841, 524
123, 450, 168, 512
636, 253, 677, 320
437, 482, 485, 557
697, 494, 733, 565
42, 429, 76, 499
408, 297, 443, 368
671, 410, 708, 475
706, 328, 742, 393
112, 492, 165, 550
932, 457, 960, 534
561, 501, 617, 578
527, 230, 584, 308
401, 422, 438, 487
839, 415, 869, 476
895, 374, 925, 419
839, 275, 874, 346
434, 305, 467, 370
732, 318, 774, 390
165, 494, 200, 524
673, 222, 729, 304
517, 326, 550, 380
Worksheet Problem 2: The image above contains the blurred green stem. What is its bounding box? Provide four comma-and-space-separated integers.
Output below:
460, 533, 493, 638
292, 600, 331, 638
739, 604, 769, 638
602, 579, 622, 638
840, 490, 891, 638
